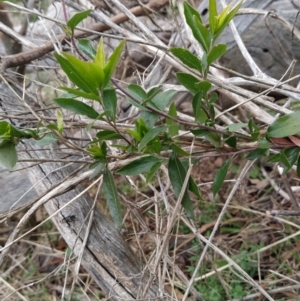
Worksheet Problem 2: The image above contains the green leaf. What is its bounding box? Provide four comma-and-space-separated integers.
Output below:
146, 161, 162, 183
212, 159, 231, 196
67, 9, 92, 33
170, 47, 202, 72
168, 152, 194, 218
103, 166, 122, 228
171, 144, 190, 156
77, 39, 96, 60
191, 128, 210, 137
209, 0, 218, 34
140, 111, 159, 128
96, 130, 122, 140
192, 16, 211, 52
127, 84, 147, 101
297, 157, 300, 177
104, 40, 126, 87
54, 98, 99, 119
246, 148, 268, 160
189, 175, 203, 201
258, 138, 269, 149
145, 86, 162, 103
227, 123, 248, 132
138, 125, 168, 152
176, 72, 201, 94
214, 1, 242, 40
195, 80, 212, 95
280, 150, 291, 168
60, 87, 100, 101
0, 121, 30, 139
268, 112, 300, 138
148, 89, 176, 111
0, 141, 17, 170
102, 88, 117, 122
268, 153, 281, 163
192, 91, 204, 123
56, 109, 64, 134
55, 53, 98, 94
116, 156, 162, 175
89, 160, 105, 180
207, 44, 227, 65
224, 136, 236, 148
87, 142, 106, 159
184, 1, 203, 32
94, 37, 105, 67
36, 133, 57, 147
167, 102, 179, 137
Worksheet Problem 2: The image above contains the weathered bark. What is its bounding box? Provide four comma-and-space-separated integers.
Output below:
0, 79, 165, 300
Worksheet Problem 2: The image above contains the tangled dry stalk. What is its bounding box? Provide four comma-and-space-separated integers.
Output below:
1, 0, 300, 300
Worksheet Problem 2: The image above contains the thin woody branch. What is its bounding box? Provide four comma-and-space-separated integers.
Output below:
0, 0, 168, 72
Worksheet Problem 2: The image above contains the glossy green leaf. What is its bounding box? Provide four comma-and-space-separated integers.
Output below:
67, 9, 92, 33
246, 148, 268, 160
195, 80, 212, 95
140, 111, 159, 128
0, 141, 17, 170
212, 159, 231, 196
170, 48, 202, 72
102, 88, 117, 122
127, 84, 147, 101
280, 151, 291, 168
267, 153, 281, 163
184, 1, 203, 31
104, 40, 126, 87
224, 136, 237, 148
171, 144, 190, 156
268, 112, 300, 138
89, 160, 105, 180
0, 121, 30, 139
192, 16, 211, 52
168, 152, 194, 218
209, 92, 218, 104
167, 102, 179, 137
96, 130, 122, 140
191, 128, 209, 137
176, 72, 201, 94
138, 125, 168, 152
94, 37, 105, 67
258, 138, 269, 149
77, 39, 96, 60
63, 52, 104, 91
103, 166, 122, 228
56, 109, 64, 134
189, 175, 203, 201
207, 44, 227, 65
116, 156, 162, 175
297, 157, 300, 177
192, 91, 204, 123
55, 53, 95, 94
145, 86, 162, 103
209, 0, 218, 34
148, 89, 176, 111
60, 87, 100, 101
54, 98, 99, 119
87, 142, 106, 159
146, 161, 162, 183
214, 1, 242, 40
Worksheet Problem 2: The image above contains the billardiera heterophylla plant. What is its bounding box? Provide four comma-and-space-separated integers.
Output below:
1, 0, 300, 227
